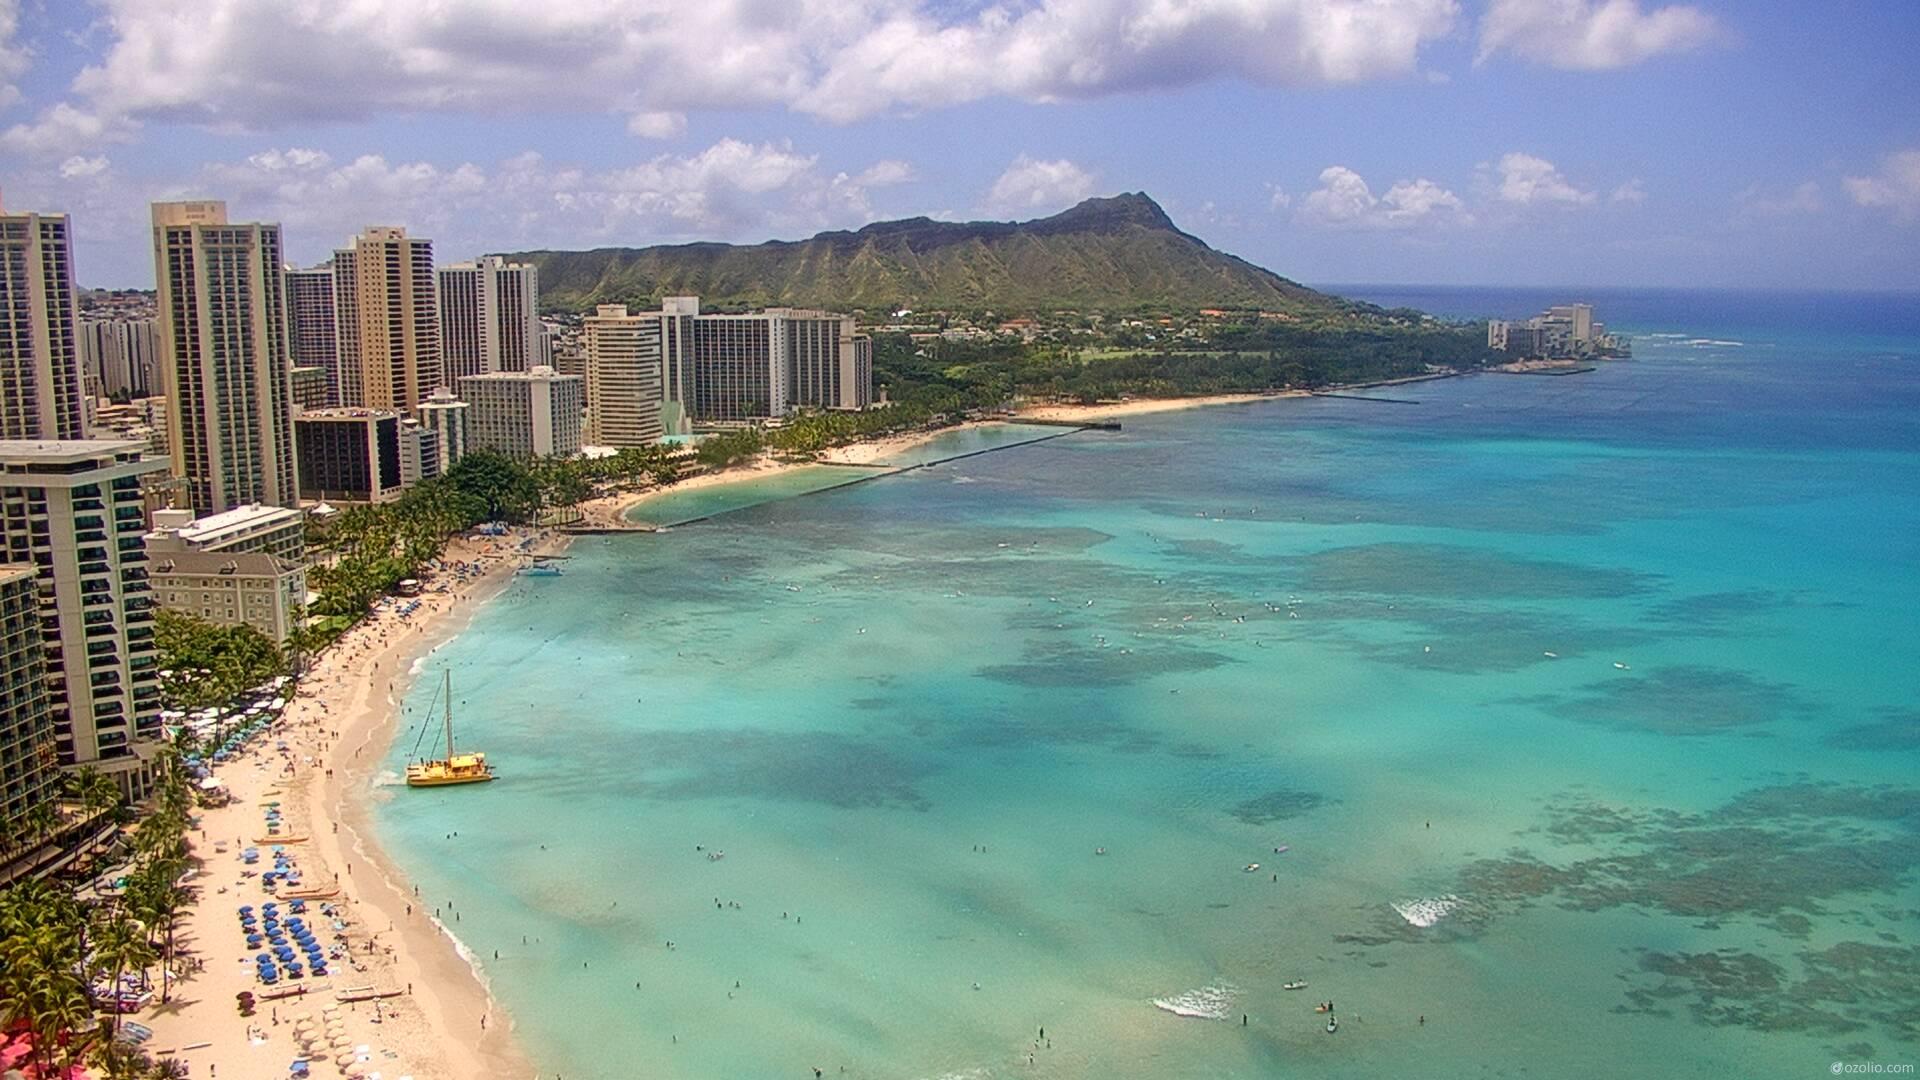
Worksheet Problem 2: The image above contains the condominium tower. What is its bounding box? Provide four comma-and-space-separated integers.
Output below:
0, 440, 168, 795
79, 318, 160, 400
439, 256, 539, 381
583, 305, 665, 447
285, 262, 339, 404
0, 212, 89, 441
151, 201, 298, 515
333, 226, 438, 413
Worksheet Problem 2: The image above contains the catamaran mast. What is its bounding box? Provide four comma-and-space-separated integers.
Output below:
443, 669, 455, 759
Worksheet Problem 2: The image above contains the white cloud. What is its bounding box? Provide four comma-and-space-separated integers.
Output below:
1735, 180, 1823, 218
1493, 152, 1595, 205
58, 154, 109, 178
626, 111, 686, 139
985, 156, 1097, 216
853, 160, 916, 188
0, 102, 129, 158
1609, 179, 1646, 204
0, 0, 26, 109
33, 0, 1460, 147
157, 139, 914, 269
1298, 165, 1468, 228
1479, 0, 1719, 70
1843, 150, 1920, 225
1268, 184, 1293, 210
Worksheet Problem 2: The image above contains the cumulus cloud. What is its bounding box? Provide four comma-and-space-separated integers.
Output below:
985, 156, 1097, 216
28, 0, 1458, 151
153, 139, 915, 269
58, 154, 109, 178
1479, 0, 1719, 70
1, 102, 130, 158
1493, 152, 1595, 205
1842, 149, 1920, 224
1735, 180, 1823, 218
1298, 165, 1468, 228
1609, 179, 1646, 204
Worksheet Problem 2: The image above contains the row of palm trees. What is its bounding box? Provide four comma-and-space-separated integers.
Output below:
0, 751, 194, 1078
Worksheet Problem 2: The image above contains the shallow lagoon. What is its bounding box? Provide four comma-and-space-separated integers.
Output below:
376, 299, 1919, 1079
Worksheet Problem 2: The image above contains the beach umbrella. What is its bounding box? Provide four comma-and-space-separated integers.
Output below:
335, 1053, 355, 1067
343, 1064, 367, 1078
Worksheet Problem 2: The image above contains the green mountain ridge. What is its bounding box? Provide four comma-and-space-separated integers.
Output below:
503, 193, 1349, 316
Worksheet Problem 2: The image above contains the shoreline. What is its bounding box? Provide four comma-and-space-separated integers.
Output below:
612, 390, 1320, 524
144, 530, 559, 1080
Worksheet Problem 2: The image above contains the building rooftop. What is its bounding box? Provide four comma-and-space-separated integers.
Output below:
0, 438, 149, 462
158, 503, 303, 543
0, 564, 38, 587
295, 408, 399, 420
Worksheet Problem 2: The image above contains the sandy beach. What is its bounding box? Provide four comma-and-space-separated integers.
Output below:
141, 529, 560, 1080
135, 388, 1328, 1078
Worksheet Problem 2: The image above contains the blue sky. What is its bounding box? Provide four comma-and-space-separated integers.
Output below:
3, 0, 1917, 291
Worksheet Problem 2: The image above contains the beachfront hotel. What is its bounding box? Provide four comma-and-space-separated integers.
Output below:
293, 409, 408, 504
459, 366, 584, 460
583, 304, 667, 447
144, 503, 306, 561
582, 296, 875, 433
333, 226, 440, 414
285, 262, 339, 405
147, 550, 305, 644
0, 440, 168, 797
439, 256, 540, 381
151, 200, 300, 515
0, 212, 91, 442
0, 564, 56, 825
417, 387, 470, 473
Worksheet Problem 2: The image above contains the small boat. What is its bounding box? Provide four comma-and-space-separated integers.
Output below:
1613, 662, 1631, 670
1243, 863, 1261, 873
1282, 981, 1308, 991
1543, 651, 1559, 659
406, 671, 495, 788
1326, 1016, 1338, 1034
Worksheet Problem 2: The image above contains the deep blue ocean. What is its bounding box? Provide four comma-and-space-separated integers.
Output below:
373, 287, 1919, 1079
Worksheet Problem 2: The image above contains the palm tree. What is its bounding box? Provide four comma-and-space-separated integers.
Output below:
76, 767, 122, 856
90, 1037, 153, 1080
148, 1056, 190, 1080
90, 912, 155, 1037
23, 800, 59, 853
126, 869, 186, 1003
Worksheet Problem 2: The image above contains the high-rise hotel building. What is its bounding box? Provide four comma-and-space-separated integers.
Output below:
598, 297, 872, 436
583, 305, 666, 447
0, 440, 168, 796
333, 227, 438, 413
0, 563, 56, 824
0, 212, 90, 441
152, 201, 299, 515
285, 262, 339, 405
439, 256, 539, 381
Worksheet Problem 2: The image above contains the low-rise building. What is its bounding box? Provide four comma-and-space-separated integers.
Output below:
150, 550, 305, 643
399, 419, 441, 487
459, 367, 583, 460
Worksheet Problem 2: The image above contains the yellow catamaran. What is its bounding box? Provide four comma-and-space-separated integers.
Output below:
405, 670, 495, 787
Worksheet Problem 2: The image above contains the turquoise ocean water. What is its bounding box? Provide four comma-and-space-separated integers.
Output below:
374, 289, 1920, 1079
